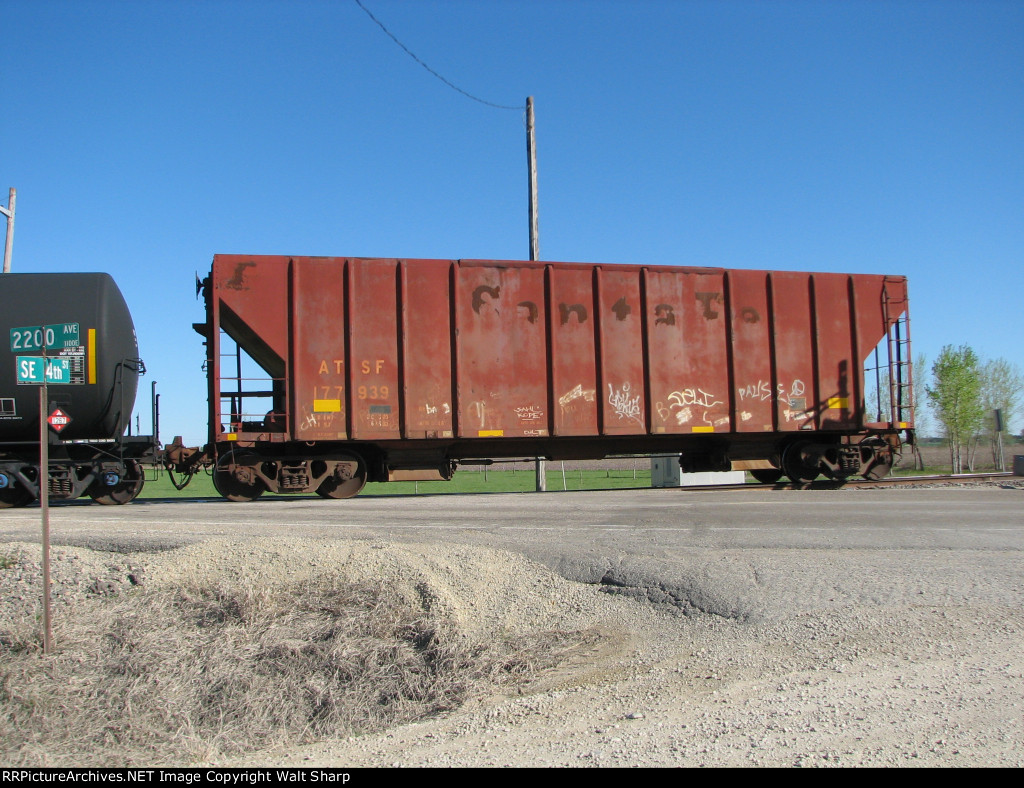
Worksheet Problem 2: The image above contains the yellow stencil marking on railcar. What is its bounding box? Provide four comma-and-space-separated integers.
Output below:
224, 433, 238, 441
478, 430, 504, 437
691, 426, 714, 433
827, 397, 849, 409
318, 360, 345, 374
314, 399, 342, 413
87, 329, 97, 384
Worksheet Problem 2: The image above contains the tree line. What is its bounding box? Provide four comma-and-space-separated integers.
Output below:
867, 347, 1022, 473
925, 347, 1022, 473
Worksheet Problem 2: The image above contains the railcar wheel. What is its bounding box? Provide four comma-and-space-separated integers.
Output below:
750, 468, 784, 485
89, 462, 145, 505
782, 441, 821, 484
316, 455, 367, 499
0, 483, 34, 508
860, 438, 894, 480
90, 479, 144, 505
213, 454, 266, 502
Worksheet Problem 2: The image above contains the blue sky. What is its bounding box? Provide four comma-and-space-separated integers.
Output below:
3, 0, 1022, 443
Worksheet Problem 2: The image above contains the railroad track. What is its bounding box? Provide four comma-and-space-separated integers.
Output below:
841, 471, 1016, 489
678, 471, 1017, 493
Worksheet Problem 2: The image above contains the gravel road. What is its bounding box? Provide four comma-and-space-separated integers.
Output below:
2, 521, 1021, 768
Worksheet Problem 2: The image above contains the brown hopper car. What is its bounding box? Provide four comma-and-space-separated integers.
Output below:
193, 254, 914, 501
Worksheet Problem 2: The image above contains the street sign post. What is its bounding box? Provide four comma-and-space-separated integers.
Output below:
37, 385, 52, 653
7, 325, 78, 655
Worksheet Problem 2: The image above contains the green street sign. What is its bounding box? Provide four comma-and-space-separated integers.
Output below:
16, 356, 72, 385
9, 323, 81, 352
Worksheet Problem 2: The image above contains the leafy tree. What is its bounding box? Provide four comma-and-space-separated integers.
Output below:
926, 345, 984, 474
911, 352, 929, 436
979, 358, 1024, 469
865, 367, 891, 423
909, 352, 928, 469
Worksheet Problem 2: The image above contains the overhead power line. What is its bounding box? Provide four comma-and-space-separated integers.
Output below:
354, 0, 522, 111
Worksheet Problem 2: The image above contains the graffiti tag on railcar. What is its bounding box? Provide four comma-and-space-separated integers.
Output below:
608, 382, 643, 425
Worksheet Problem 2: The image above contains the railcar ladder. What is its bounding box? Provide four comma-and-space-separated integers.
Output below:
882, 278, 914, 427
217, 330, 287, 434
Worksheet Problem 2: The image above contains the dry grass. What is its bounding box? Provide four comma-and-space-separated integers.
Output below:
0, 575, 594, 766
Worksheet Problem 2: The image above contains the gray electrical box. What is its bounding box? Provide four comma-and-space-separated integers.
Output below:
651, 455, 746, 487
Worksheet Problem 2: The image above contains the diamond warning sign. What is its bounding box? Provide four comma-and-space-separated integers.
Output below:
48, 408, 72, 433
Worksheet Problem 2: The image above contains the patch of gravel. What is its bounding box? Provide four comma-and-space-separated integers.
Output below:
140, 538, 652, 644
0, 542, 148, 629
2, 537, 1022, 767
256, 603, 1024, 768
859, 479, 1024, 491
1, 538, 648, 643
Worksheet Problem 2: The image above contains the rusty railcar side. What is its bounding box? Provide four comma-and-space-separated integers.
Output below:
197, 255, 913, 500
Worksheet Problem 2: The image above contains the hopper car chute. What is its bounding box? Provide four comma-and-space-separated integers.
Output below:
184, 255, 914, 502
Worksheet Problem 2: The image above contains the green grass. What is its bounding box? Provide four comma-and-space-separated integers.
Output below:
137, 467, 654, 500
891, 465, 949, 477
891, 464, 1009, 477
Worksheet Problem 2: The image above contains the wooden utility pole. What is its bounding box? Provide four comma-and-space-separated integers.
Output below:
1, 187, 15, 273
527, 98, 539, 261
526, 97, 546, 491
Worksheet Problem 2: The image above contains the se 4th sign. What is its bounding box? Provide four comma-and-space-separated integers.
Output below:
16, 356, 73, 384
